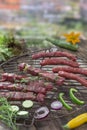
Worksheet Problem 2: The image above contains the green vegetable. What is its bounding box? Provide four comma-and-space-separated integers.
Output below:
69, 88, 85, 105
0, 33, 27, 62
0, 98, 18, 130
0, 45, 13, 62
20, 77, 39, 83
20, 78, 29, 83
22, 100, 33, 108
59, 93, 72, 110
46, 38, 78, 51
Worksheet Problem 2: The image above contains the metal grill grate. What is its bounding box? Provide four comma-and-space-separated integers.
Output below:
0, 47, 87, 129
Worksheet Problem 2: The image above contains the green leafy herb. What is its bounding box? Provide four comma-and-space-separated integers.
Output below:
20, 77, 39, 83
20, 78, 29, 83
0, 45, 13, 62
0, 98, 18, 130
0, 33, 27, 62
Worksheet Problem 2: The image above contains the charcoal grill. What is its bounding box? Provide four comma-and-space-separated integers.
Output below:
0, 47, 87, 130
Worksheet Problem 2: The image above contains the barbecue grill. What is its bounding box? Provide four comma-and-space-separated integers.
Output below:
0, 46, 87, 130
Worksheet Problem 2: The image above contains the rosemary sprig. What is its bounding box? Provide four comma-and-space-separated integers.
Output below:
0, 98, 18, 130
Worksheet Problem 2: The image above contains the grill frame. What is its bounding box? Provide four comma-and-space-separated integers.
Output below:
0, 47, 87, 129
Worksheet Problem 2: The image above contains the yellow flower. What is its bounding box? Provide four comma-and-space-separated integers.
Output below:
63, 32, 81, 45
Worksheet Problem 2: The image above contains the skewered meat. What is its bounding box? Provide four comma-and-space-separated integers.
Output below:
0, 92, 45, 102
44, 82, 53, 91
53, 66, 87, 76
18, 63, 26, 71
2, 73, 25, 82
28, 80, 53, 91
19, 63, 44, 76
0, 82, 47, 94
18, 63, 65, 86
32, 51, 76, 61
39, 72, 65, 86
0, 82, 12, 86
0, 80, 53, 93
37, 93, 45, 102
58, 71, 87, 87
41, 58, 79, 68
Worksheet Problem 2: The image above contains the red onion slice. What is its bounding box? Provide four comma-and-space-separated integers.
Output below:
51, 101, 63, 110
34, 106, 49, 119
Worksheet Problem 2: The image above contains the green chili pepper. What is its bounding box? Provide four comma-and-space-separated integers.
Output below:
59, 93, 72, 110
69, 88, 85, 105
46, 38, 78, 51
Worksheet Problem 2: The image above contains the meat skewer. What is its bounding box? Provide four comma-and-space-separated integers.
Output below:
18, 63, 65, 86
0, 82, 12, 86
1, 73, 25, 82
0, 92, 45, 102
38, 72, 65, 86
53, 66, 87, 76
32, 51, 77, 61
1, 73, 42, 85
0, 73, 53, 93
28, 80, 53, 91
0, 80, 53, 93
40, 58, 79, 68
0, 80, 53, 94
58, 71, 87, 87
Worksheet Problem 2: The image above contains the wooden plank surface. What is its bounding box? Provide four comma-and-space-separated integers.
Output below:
0, 121, 63, 130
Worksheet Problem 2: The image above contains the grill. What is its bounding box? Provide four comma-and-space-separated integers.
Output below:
0, 47, 87, 130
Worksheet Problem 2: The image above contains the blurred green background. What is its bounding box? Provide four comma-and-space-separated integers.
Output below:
0, 0, 87, 38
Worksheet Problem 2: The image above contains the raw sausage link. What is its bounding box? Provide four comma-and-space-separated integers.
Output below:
32, 51, 77, 61
58, 71, 87, 87
53, 66, 87, 76
41, 58, 79, 68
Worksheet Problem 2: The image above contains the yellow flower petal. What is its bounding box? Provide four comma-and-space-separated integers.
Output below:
75, 33, 81, 37
63, 32, 81, 45
66, 39, 71, 43
63, 34, 69, 37
70, 32, 74, 36
71, 40, 76, 45
76, 39, 80, 43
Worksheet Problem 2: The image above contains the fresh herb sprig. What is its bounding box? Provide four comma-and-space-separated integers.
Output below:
0, 98, 18, 130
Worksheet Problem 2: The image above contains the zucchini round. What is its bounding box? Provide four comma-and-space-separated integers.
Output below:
22, 100, 33, 108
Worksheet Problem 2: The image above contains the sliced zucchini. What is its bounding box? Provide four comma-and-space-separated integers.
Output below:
17, 111, 28, 116
9, 105, 19, 112
22, 100, 33, 108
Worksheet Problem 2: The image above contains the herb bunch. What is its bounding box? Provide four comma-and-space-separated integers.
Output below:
0, 98, 18, 130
